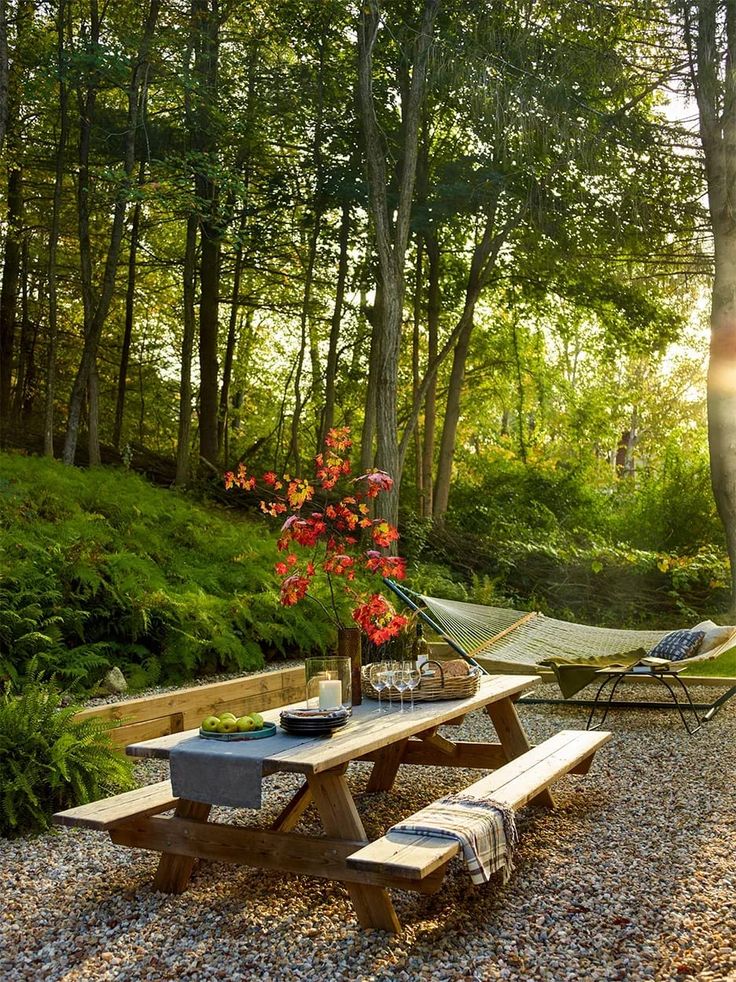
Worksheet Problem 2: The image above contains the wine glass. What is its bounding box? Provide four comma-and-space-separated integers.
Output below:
405, 664, 421, 711
385, 660, 400, 708
369, 662, 389, 714
394, 661, 410, 712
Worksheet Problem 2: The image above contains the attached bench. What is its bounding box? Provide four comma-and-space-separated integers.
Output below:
347, 729, 610, 882
53, 780, 179, 831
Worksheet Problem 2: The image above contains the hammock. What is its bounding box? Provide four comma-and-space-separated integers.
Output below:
384, 581, 736, 672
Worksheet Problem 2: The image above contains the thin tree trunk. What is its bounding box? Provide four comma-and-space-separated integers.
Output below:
112, 163, 145, 450
421, 230, 440, 517
0, 166, 22, 428
288, 210, 322, 471
88, 361, 101, 465
11, 239, 30, 419
321, 198, 351, 445
176, 213, 199, 486
360, 277, 382, 474
412, 237, 423, 513
433, 309, 474, 518
0, 0, 8, 152
63, 0, 161, 465
218, 243, 243, 455
357, 0, 440, 526
43, 0, 70, 457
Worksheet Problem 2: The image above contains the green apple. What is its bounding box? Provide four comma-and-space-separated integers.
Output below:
248, 712, 264, 729
235, 716, 256, 732
201, 715, 220, 732
216, 718, 238, 733
218, 712, 237, 722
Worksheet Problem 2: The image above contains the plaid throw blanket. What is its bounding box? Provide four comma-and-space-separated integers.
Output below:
389, 793, 519, 885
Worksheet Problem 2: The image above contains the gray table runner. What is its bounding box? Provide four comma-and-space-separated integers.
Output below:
169, 730, 317, 809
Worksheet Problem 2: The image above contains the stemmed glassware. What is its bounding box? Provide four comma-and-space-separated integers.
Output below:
404, 664, 421, 711
394, 662, 410, 712
369, 662, 390, 714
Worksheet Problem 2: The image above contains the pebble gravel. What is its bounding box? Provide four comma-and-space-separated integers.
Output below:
2, 680, 735, 981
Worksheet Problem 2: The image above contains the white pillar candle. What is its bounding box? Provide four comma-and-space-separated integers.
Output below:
318, 679, 342, 710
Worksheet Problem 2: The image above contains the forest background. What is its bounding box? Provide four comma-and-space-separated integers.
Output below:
1, 0, 735, 694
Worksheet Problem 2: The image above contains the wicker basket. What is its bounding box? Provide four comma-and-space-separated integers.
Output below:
361, 660, 481, 702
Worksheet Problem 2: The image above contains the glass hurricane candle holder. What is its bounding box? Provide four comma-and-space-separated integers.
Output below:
305, 656, 352, 712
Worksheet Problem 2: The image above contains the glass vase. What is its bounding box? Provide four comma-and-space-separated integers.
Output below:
305, 656, 352, 711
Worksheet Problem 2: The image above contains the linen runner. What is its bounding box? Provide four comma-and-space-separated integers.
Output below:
389, 793, 518, 884
169, 730, 315, 809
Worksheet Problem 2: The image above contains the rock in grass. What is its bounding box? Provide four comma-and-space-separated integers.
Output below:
98, 667, 128, 695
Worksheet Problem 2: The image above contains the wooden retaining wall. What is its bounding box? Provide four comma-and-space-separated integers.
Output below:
77, 666, 306, 748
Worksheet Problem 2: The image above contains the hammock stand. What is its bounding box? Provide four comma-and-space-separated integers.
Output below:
384, 579, 736, 723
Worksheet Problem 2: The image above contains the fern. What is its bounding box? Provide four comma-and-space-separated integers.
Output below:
0, 679, 135, 837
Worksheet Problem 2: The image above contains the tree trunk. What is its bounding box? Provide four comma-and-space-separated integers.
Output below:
63, 0, 161, 465
321, 198, 351, 445
0, 0, 8, 153
176, 213, 199, 486
11, 238, 30, 419
88, 361, 101, 465
113, 160, 145, 450
357, 0, 440, 527
683, 0, 736, 609
433, 308, 474, 519
217, 243, 243, 455
0, 166, 22, 428
43, 0, 70, 457
412, 238, 423, 513
194, 0, 222, 470
360, 278, 382, 474
421, 230, 440, 517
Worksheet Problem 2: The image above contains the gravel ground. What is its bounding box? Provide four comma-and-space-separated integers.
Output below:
2, 680, 735, 982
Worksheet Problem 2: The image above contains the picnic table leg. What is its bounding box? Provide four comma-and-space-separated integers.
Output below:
152, 798, 212, 893
272, 781, 313, 832
365, 739, 408, 793
307, 769, 401, 933
486, 697, 555, 808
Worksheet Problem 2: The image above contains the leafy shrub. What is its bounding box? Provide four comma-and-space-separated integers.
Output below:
0, 681, 135, 837
0, 453, 333, 692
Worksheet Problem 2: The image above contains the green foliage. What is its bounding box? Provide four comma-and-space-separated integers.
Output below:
0, 454, 333, 692
0, 680, 135, 837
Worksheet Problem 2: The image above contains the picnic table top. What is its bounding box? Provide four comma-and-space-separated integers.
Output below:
126, 673, 542, 776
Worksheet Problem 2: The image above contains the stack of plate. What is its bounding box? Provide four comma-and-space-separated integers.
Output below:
279, 707, 351, 736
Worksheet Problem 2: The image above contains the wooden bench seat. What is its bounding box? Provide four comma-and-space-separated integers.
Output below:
53, 780, 179, 831
347, 729, 610, 881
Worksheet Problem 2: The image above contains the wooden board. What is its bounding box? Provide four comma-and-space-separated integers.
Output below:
125, 675, 543, 775
76, 667, 306, 747
346, 729, 610, 880
108, 814, 444, 895
53, 780, 178, 830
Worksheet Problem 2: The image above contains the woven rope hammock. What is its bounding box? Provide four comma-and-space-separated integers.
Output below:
415, 594, 667, 667
384, 581, 732, 671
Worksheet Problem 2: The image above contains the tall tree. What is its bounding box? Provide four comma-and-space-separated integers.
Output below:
357, 0, 440, 524
682, 0, 736, 610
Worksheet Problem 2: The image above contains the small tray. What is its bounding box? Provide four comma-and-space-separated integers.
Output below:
198, 721, 277, 741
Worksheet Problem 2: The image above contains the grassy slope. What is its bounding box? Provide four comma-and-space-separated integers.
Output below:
0, 454, 332, 691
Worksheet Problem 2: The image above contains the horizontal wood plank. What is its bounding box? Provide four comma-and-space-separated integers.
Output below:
77, 668, 306, 747
53, 780, 178, 830
347, 729, 610, 880
109, 815, 444, 894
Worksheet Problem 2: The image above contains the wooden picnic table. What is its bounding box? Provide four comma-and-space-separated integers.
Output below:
55, 673, 610, 933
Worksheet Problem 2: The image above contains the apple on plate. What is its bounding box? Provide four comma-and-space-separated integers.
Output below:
218, 712, 237, 722
236, 716, 255, 732
216, 718, 238, 733
248, 712, 264, 729
201, 715, 220, 732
